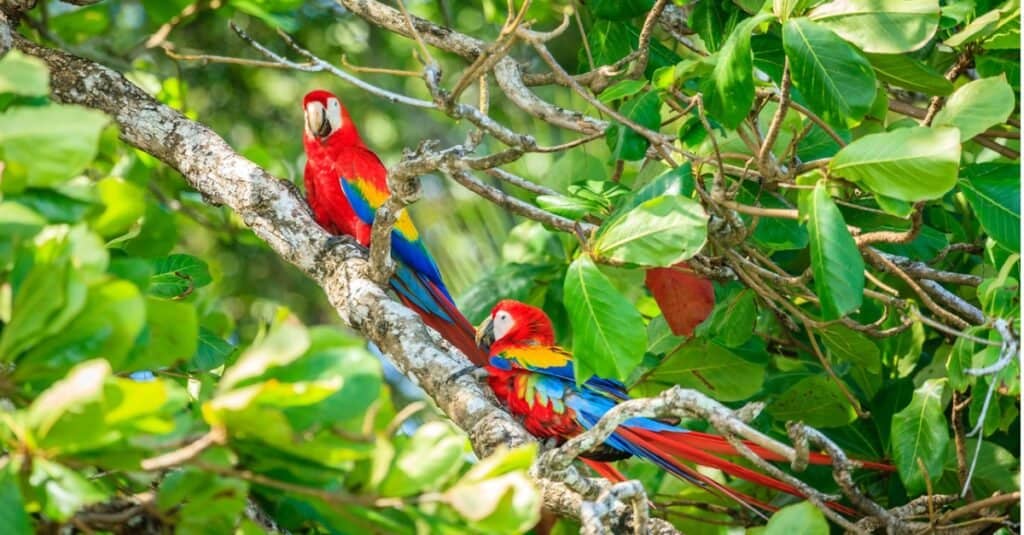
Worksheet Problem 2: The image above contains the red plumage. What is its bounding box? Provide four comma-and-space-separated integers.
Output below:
301, 89, 486, 365
481, 300, 893, 516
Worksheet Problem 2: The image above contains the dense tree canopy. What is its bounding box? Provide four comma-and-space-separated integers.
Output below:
0, 0, 1020, 533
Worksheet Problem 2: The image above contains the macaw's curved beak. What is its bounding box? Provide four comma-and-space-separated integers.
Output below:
475, 315, 495, 352
304, 102, 331, 139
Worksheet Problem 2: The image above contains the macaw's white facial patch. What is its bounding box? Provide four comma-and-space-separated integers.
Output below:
325, 97, 343, 132
492, 310, 514, 341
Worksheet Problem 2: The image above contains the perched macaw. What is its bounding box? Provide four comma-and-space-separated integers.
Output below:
475, 299, 892, 515
301, 89, 486, 365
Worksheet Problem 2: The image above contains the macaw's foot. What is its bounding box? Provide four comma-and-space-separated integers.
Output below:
446, 364, 487, 384
324, 234, 355, 249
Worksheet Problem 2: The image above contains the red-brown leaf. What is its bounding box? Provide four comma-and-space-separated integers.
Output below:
645, 262, 715, 336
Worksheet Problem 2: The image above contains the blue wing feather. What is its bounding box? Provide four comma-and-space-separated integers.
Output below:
340, 176, 452, 299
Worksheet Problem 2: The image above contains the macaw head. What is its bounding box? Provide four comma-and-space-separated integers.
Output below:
302, 89, 356, 143
475, 299, 555, 352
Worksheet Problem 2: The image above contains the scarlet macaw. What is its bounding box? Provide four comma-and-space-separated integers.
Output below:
475, 299, 892, 514
301, 89, 485, 365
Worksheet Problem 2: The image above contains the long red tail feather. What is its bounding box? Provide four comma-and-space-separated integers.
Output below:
396, 282, 488, 366
655, 430, 894, 472
581, 458, 628, 483
621, 427, 859, 516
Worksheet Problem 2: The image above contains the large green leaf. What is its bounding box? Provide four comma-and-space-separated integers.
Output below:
149, 253, 213, 299
891, 379, 950, 494
0, 50, 50, 97
444, 445, 540, 534
804, 182, 864, 319
764, 501, 828, 535
219, 321, 310, 391
563, 256, 646, 383
89, 177, 146, 239
379, 421, 466, 497
0, 105, 109, 187
829, 126, 961, 201
865, 53, 953, 96
819, 324, 881, 373
28, 459, 108, 522
588, 0, 654, 20
767, 375, 858, 427
17, 278, 146, 379
689, 0, 742, 52
598, 80, 647, 103
933, 75, 1016, 140
0, 465, 31, 535
959, 163, 1021, 253
136, 297, 200, 370
638, 339, 765, 402
592, 195, 707, 267
809, 0, 940, 53
701, 14, 773, 128
783, 18, 877, 128
605, 90, 662, 161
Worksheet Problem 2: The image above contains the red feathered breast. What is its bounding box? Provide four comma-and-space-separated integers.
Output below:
487, 367, 582, 440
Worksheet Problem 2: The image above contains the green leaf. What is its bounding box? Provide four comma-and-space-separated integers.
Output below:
701, 14, 773, 128
830, 126, 961, 202
944, 7, 1003, 47
137, 297, 199, 369
588, 0, 655, 20
598, 80, 647, 103
593, 195, 707, 267
783, 18, 877, 128
819, 324, 881, 373
563, 256, 646, 383
0, 465, 31, 535
586, 21, 681, 79
865, 53, 953, 96
767, 375, 857, 427
891, 379, 950, 493
764, 501, 828, 535
90, 177, 146, 238
736, 185, 809, 251
0, 104, 109, 187
805, 182, 864, 319
689, 0, 741, 52
695, 288, 758, 348
0, 50, 50, 97
809, 0, 940, 53
774, 0, 811, 21
149, 254, 213, 299
605, 90, 661, 161
156, 468, 247, 534
379, 421, 466, 496
444, 445, 540, 534
27, 360, 110, 438
639, 339, 765, 402
17, 278, 145, 378
219, 320, 310, 391
959, 164, 1020, 253
0, 242, 86, 361
932, 75, 1016, 140
28, 459, 107, 522
190, 327, 236, 372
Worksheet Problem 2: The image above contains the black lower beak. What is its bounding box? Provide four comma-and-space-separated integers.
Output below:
475, 317, 495, 353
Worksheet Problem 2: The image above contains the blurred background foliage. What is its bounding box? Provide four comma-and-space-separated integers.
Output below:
1, 0, 1021, 532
